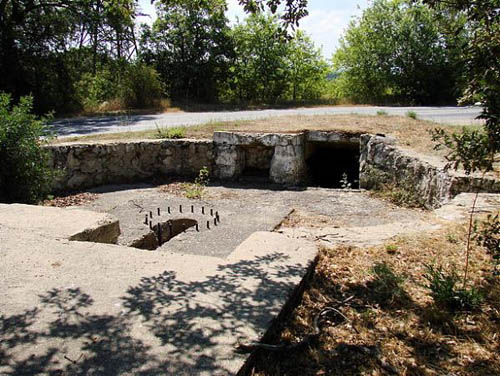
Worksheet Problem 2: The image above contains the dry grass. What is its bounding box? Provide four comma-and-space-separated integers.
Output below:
51, 114, 480, 159
249, 220, 500, 376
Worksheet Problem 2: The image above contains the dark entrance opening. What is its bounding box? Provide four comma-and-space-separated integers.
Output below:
241, 145, 273, 181
306, 141, 360, 188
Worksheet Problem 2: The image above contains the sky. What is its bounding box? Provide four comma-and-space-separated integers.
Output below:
137, 0, 369, 59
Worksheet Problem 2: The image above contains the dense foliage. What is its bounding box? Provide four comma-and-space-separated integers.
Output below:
140, 0, 233, 103
0, 0, 481, 113
227, 14, 328, 103
0, 0, 141, 114
0, 93, 55, 203
427, 0, 499, 171
332, 0, 468, 105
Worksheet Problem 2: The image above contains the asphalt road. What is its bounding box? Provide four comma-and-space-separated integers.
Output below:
51, 105, 484, 138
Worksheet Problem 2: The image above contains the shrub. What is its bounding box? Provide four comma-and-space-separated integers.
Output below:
422, 263, 483, 311
155, 126, 186, 139
119, 63, 165, 109
474, 213, 500, 276
0, 93, 56, 203
370, 262, 407, 303
76, 63, 164, 111
75, 69, 118, 111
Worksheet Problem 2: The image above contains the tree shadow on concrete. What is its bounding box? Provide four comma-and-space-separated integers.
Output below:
1, 253, 306, 375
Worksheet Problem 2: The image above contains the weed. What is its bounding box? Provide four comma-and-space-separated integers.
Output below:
155, 125, 186, 139
376, 110, 388, 116
406, 110, 418, 120
422, 263, 483, 311
474, 213, 500, 276
194, 166, 209, 187
182, 166, 209, 199
446, 233, 459, 244
385, 244, 398, 254
370, 262, 407, 303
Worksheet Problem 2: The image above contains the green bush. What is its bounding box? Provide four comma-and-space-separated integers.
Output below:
0, 93, 56, 203
119, 63, 165, 109
422, 263, 483, 311
75, 69, 118, 111
76, 63, 164, 111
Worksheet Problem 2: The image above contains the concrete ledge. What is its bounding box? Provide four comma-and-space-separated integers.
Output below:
0, 204, 120, 244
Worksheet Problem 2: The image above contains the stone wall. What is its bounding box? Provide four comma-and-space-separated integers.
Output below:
359, 134, 500, 208
47, 139, 213, 191
213, 131, 308, 184
46, 131, 499, 208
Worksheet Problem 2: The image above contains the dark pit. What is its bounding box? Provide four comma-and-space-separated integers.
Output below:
131, 218, 198, 251
305, 141, 360, 188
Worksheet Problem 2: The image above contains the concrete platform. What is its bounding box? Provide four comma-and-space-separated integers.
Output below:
0, 204, 317, 375
0, 203, 120, 243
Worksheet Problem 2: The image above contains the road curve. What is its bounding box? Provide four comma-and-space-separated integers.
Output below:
51, 105, 484, 138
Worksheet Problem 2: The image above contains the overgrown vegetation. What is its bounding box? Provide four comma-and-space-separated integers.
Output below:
0, 93, 56, 203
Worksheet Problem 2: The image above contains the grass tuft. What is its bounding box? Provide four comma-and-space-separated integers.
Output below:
406, 110, 418, 120
155, 125, 186, 139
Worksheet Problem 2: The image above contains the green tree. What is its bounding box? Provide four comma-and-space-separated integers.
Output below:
0, 0, 139, 114
140, 0, 233, 103
332, 0, 468, 105
229, 13, 290, 103
158, 0, 309, 28
0, 93, 55, 203
286, 30, 329, 101
425, 0, 499, 163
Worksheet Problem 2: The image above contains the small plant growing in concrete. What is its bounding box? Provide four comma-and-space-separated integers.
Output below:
376, 110, 388, 116
183, 166, 209, 199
